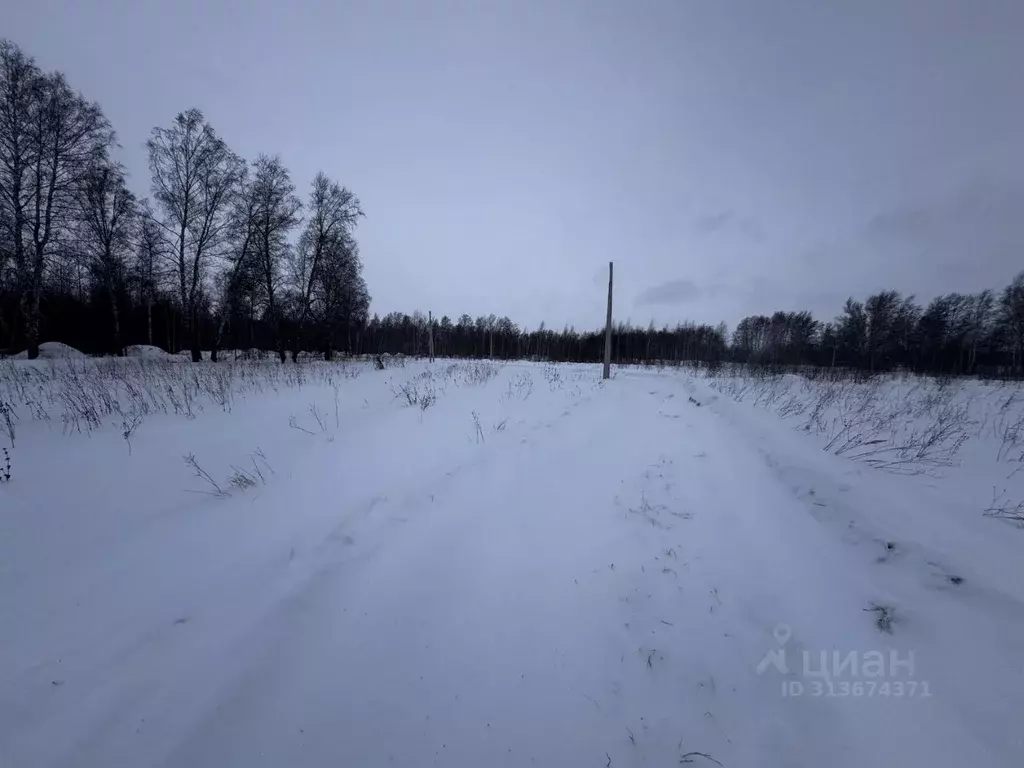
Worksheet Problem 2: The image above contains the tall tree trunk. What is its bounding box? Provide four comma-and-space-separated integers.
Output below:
110, 290, 122, 355
21, 288, 40, 359
190, 308, 201, 362
291, 319, 304, 362
266, 298, 285, 364
0, 312, 11, 352
146, 296, 153, 346
166, 304, 173, 353
211, 310, 231, 363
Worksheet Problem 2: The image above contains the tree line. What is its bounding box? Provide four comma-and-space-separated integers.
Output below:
3, 39, 1022, 377
362, 312, 728, 364
359, 276, 1024, 379
731, 281, 1024, 376
0, 39, 368, 361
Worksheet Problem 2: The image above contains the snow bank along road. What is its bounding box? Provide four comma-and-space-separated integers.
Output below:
2, 361, 1023, 767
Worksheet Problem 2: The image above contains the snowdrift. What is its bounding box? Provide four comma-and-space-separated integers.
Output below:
124, 344, 174, 359
8, 341, 86, 359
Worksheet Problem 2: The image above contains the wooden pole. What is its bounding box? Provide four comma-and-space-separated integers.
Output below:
603, 261, 613, 379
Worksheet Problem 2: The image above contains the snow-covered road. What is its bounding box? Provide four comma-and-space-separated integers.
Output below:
3, 363, 1023, 767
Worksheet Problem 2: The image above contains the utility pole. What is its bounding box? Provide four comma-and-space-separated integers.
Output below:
428, 311, 435, 362
603, 261, 613, 379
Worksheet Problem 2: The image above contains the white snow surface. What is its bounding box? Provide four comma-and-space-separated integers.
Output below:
8, 341, 85, 359
1, 359, 1023, 767
124, 344, 174, 359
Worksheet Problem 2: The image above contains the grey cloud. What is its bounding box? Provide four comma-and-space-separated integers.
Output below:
863, 178, 1024, 289
635, 279, 702, 306
866, 179, 1024, 244
693, 212, 732, 234
692, 210, 762, 241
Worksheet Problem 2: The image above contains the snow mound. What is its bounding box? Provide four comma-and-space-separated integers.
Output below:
10, 341, 86, 359
124, 344, 174, 359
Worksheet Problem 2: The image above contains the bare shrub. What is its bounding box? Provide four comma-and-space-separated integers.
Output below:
288, 415, 315, 435
228, 448, 273, 491
543, 365, 562, 389
705, 364, 975, 474
419, 390, 436, 411
0, 401, 16, 447
228, 466, 258, 490
120, 408, 145, 455
183, 453, 228, 497
308, 403, 328, 433
995, 410, 1024, 463
864, 603, 895, 634
983, 487, 1024, 522
463, 361, 499, 386
502, 372, 534, 402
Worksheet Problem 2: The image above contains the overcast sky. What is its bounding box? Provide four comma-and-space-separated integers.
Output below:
7, 0, 1023, 330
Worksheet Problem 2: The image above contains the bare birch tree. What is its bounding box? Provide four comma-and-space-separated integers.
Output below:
315, 231, 369, 358
76, 159, 136, 354
0, 41, 112, 357
147, 109, 243, 360
250, 155, 301, 362
288, 172, 362, 359
210, 163, 257, 360
134, 200, 168, 347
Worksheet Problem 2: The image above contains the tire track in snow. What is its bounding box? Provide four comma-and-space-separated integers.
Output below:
155, 376, 724, 767
674, 373, 1023, 767
10, 366, 1019, 767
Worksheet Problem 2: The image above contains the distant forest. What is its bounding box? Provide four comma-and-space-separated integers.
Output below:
2, 40, 1023, 376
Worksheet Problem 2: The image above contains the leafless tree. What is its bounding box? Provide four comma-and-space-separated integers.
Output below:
133, 200, 168, 347
288, 172, 362, 359
147, 109, 243, 361
211, 163, 257, 359
0, 190, 13, 342
25, 75, 112, 355
0, 42, 37, 351
76, 160, 136, 354
249, 155, 301, 362
314, 231, 369, 358
0, 40, 113, 357
1000, 273, 1024, 375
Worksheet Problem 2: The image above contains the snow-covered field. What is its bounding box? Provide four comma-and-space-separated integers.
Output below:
2, 358, 1023, 767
